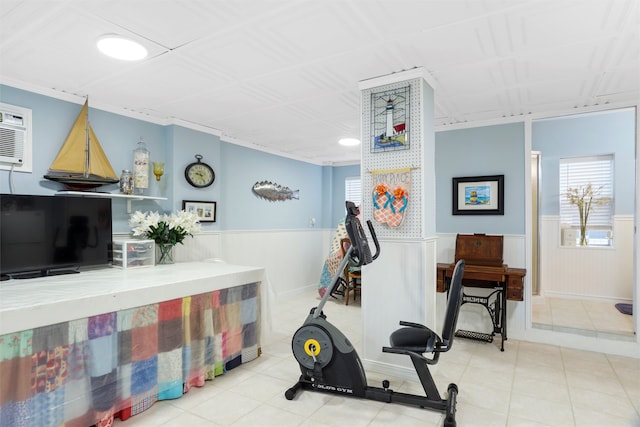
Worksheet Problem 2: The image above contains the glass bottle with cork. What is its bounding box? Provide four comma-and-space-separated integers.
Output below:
133, 137, 149, 195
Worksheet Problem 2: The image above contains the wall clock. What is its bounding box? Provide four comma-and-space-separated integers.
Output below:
184, 154, 215, 188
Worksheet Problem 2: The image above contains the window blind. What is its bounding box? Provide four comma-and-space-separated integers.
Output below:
345, 176, 361, 207
559, 155, 614, 227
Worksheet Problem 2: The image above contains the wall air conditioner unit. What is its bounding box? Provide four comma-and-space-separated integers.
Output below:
0, 110, 27, 164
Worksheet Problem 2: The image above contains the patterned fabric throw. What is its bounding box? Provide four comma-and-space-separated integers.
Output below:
0, 282, 260, 427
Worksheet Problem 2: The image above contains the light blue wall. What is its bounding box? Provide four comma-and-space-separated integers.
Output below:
219, 142, 325, 230
435, 122, 526, 235
5, 85, 630, 236
0, 85, 164, 196
0, 85, 329, 232
532, 109, 636, 216
166, 125, 221, 224
330, 164, 361, 227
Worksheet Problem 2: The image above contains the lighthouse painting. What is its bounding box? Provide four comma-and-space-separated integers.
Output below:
370, 86, 410, 152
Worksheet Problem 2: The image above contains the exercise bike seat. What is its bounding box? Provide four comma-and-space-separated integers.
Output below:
383, 259, 465, 364
388, 322, 438, 354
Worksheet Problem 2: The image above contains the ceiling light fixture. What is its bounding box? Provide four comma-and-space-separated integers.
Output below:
97, 35, 148, 61
339, 138, 361, 147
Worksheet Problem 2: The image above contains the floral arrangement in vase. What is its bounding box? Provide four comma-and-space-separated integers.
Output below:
566, 183, 610, 246
129, 210, 201, 263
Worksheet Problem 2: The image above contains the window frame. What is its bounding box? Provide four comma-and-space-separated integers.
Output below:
558, 154, 614, 247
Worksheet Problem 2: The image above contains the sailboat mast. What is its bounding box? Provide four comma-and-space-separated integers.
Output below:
84, 98, 90, 178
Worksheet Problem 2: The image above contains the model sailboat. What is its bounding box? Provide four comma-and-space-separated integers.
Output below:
44, 100, 119, 190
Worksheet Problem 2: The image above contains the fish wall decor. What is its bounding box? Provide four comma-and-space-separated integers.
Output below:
252, 181, 299, 202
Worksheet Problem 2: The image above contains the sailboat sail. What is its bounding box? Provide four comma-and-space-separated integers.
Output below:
45, 100, 118, 189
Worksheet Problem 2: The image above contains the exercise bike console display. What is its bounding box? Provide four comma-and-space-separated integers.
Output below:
286, 201, 467, 427
344, 200, 376, 267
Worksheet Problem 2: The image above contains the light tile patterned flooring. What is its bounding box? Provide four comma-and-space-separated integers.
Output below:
115, 289, 640, 426
532, 296, 635, 339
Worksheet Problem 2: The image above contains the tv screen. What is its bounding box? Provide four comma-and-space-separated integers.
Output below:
1, 194, 112, 279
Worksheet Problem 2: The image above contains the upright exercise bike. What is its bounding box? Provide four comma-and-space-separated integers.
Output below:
285, 201, 466, 427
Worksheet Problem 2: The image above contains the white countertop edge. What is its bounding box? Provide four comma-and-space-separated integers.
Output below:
0, 261, 266, 335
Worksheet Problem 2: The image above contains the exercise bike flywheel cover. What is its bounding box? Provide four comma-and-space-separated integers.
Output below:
292, 324, 333, 370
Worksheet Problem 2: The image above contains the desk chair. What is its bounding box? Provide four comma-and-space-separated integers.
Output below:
340, 238, 361, 305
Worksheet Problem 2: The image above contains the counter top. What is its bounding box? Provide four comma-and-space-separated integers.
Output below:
0, 261, 265, 335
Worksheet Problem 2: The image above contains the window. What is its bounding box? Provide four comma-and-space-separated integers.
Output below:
345, 176, 361, 207
559, 155, 614, 246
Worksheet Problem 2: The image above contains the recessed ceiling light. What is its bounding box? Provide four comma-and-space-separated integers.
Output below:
339, 138, 361, 147
97, 35, 147, 61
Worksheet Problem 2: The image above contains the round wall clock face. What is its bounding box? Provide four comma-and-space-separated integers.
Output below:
185, 155, 215, 188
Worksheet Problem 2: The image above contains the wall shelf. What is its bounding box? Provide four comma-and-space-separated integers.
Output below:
56, 191, 167, 213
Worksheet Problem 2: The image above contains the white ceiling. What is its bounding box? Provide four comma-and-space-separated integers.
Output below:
1, 0, 638, 165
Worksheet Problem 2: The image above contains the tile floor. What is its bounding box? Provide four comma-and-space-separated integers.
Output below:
532, 296, 635, 339
114, 289, 640, 426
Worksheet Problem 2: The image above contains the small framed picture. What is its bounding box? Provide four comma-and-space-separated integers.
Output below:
182, 200, 217, 222
452, 175, 504, 215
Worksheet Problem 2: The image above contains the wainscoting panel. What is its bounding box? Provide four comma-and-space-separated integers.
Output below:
113, 232, 223, 263
540, 215, 634, 301
436, 232, 526, 266
115, 229, 330, 299
436, 232, 527, 338
219, 229, 330, 298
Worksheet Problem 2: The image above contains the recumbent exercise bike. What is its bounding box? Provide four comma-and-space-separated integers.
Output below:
285, 201, 466, 427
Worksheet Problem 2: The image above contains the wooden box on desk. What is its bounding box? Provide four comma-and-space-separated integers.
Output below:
437, 233, 525, 301
454, 233, 503, 266
112, 239, 155, 269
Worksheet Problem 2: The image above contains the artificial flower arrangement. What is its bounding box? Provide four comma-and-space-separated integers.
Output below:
566, 183, 610, 246
129, 210, 201, 246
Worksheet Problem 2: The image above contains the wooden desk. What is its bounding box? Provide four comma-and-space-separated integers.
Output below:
437, 263, 526, 301
437, 263, 526, 351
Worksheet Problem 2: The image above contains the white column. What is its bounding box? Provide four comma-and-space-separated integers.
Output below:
358, 68, 437, 376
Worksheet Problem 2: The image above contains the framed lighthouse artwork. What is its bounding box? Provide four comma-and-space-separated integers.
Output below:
370, 85, 410, 153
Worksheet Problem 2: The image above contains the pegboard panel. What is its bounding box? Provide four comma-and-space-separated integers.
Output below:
361, 77, 425, 239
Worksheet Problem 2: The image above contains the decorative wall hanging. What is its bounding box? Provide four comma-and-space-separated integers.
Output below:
452, 175, 504, 215
371, 167, 411, 227
370, 86, 410, 153
252, 181, 299, 202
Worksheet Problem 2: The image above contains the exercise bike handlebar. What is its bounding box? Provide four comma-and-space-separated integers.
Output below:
344, 201, 379, 267
312, 202, 380, 318
365, 219, 380, 263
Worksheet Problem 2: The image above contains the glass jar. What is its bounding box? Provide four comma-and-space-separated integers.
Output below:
119, 170, 134, 195
133, 138, 149, 195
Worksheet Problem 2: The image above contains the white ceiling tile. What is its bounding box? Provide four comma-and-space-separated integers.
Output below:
81, 1, 293, 49
597, 68, 640, 98
1, 0, 638, 164
508, 1, 621, 51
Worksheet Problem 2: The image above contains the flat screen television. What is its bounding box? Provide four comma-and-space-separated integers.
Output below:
1, 194, 113, 279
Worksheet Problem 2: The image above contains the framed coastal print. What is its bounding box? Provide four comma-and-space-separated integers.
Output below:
370, 86, 410, 153
452, 175, 504, 215
183, 200, 217, 222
